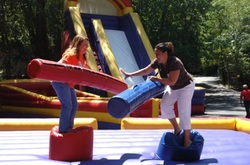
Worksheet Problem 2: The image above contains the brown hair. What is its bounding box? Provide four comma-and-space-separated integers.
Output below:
155, 42, 174, 55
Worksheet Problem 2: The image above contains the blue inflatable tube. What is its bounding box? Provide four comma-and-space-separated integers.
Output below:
107, 79, 166, 118
156, 130, 204, 161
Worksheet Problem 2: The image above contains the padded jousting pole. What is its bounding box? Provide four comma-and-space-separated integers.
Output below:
107, 79, 166, 118
27, 58, 128, 94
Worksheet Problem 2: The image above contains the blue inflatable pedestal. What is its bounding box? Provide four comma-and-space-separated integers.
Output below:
107, 79, 165, 118
156, 130, 204, 161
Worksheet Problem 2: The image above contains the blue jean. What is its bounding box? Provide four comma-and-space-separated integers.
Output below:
52, 82, 78, 133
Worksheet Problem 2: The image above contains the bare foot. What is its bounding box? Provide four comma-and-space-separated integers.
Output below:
174, 129, 181, 136
184, 141, 192, 147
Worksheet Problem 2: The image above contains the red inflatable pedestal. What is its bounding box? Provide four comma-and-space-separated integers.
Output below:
49, 126, 93, 161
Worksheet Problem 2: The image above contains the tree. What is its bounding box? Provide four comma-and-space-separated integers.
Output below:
201, 0, 250, 87
0, 0, 63, 79
132, 0, 213, 74
132, 0, 249, 87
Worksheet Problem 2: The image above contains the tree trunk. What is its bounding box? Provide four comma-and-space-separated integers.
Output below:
34, 0, 49, 59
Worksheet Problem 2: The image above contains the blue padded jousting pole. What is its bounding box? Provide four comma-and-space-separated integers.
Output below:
107, 79, 166, 118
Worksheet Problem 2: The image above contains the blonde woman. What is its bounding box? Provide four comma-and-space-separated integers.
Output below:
52, 34, 89, 133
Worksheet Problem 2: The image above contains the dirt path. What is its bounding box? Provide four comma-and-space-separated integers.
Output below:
193, 76, 245, 118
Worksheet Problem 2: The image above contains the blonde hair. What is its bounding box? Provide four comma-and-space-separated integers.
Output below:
64, 34, 89, 58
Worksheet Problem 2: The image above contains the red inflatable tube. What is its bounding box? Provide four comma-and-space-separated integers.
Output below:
49, 126, 93, 161
27, 58, 128, 94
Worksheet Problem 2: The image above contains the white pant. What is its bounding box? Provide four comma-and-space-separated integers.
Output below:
160, 81, 195, 130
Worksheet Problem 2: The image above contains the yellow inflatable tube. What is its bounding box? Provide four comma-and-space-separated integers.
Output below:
0, 118, 98, 131
121, 117, 250, 134
236, 118, 250, 134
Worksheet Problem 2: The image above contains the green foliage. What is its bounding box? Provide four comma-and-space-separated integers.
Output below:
132, 0, 249, 88
132, 0, 213, 74
201, 0, 250, 87
45, 0, 64, 60
0, 0, 64, 79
